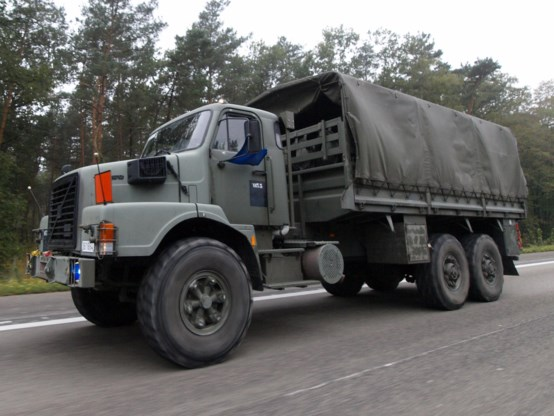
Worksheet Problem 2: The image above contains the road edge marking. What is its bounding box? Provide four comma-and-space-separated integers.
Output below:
517, 260, 554, 269
0, 290, 329, 332
0, 317, 86, 332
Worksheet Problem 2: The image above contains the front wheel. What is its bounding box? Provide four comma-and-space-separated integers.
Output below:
137, 238, 252, 368
71, 288, 137, 327
416, 234, 469, 310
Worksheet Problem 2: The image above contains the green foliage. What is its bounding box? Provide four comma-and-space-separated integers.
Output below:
0, 153, 25, 274
458, 58, 501, 115
374, 31, 448, 97
0, 0, 69, 148
163, 0, 248, 118
239, 37, 311, 102
71, 0, 165, 163
533, 80, 554, 129
456, 59, 530, 119
310, 26, 360, 75
501, 105, 554, 245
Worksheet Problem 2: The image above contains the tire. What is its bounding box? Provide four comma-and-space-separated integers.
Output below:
137, 238, 252, 368
365, 264, 404, 291
462, 234, 504, 302
71, 288, 137, 327
321, 262, 364, 297
417, 234, 470, 310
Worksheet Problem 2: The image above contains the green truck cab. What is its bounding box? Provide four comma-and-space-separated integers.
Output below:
27, 72, 527, 368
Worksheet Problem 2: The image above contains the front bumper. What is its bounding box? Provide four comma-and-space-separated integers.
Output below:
27, 253, 95, 288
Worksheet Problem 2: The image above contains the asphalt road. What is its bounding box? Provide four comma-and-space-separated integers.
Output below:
1, 252, 553, 416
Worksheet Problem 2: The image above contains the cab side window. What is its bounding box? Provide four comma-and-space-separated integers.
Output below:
213, 116, 249, 153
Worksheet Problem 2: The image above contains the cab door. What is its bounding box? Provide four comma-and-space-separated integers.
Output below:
209, 111, 269, 226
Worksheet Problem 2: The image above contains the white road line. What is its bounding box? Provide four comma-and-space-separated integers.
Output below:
0, 289, 328, 333
1, 259, 551, 333
0, 317, 86, 332
517, 260, 554, 269
253, 289, 327, 301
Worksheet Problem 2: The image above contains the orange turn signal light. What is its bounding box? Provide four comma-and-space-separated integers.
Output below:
98, 221, 116, 255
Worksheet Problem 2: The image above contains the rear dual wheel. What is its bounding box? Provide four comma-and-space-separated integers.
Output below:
365, 264, 405, 292
417, 234, 470, 310
462, 234, 504, 302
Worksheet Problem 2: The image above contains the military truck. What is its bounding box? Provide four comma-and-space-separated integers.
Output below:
27, 72, 527, 368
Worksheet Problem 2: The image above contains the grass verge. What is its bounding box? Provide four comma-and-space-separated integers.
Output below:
521, 244, 554, 254
0, 276, 69, 296
0, 259, 69, 297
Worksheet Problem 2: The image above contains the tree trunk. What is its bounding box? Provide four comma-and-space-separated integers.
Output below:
80, 109, 86, 167
1, 20, 28, 148
128, 125, 134, 159
90, 2, 118, 164
466, 96, 476, 115
165, 73, 178, 122
91, 74, 107, 164
117, 112, 123, 160
0, 87, 14, 148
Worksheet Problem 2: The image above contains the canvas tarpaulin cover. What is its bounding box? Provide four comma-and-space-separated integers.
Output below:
247, 72, 528, 201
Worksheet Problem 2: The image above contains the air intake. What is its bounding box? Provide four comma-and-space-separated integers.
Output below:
127, 156, 167, 185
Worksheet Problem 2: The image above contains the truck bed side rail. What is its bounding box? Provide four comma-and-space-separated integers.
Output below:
283, 117, 345, 173
282, 118, 351, 227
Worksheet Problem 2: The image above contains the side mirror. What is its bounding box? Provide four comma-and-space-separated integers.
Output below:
61, 164, 72, 175
226, 119, 267, 166
246, 119, 262, 153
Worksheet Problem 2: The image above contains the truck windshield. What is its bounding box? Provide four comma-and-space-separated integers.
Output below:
142, 110, 211, 157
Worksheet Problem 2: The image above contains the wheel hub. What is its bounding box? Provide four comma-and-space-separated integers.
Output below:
443, 255, 461, 289
481, 253, 497, 283
179, 272, 230, 336
200, 295, 213, 309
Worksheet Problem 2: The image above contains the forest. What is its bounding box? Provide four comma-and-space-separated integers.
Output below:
0, 0, 553, 272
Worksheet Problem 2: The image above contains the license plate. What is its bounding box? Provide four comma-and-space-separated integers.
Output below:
81, 241, 95, 253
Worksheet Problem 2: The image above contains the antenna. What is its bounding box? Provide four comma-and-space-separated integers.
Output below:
27, 186, 44, 217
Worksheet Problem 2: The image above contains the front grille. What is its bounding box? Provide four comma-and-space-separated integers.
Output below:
48, 173, 79, 251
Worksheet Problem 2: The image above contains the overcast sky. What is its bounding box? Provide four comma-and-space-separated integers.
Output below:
56, 0, 552, 90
